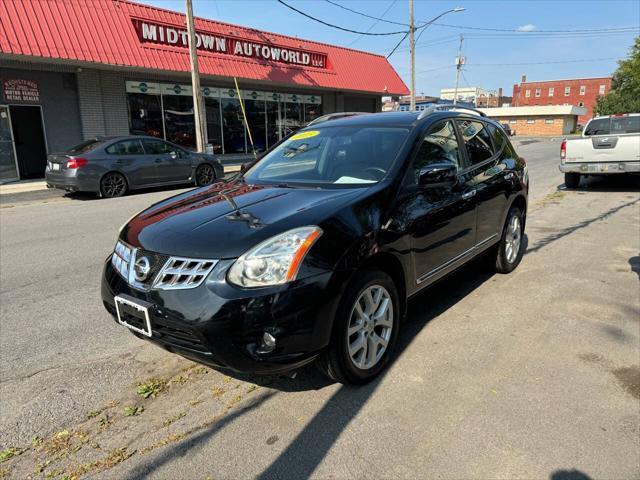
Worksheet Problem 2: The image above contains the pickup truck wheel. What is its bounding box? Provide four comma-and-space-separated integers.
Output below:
564, 172, 581, 189
317, 269, 400, 385
494, 207, 524, 274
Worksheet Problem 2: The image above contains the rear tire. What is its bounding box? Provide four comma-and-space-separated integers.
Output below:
564, 172, 581, 189
494, 207, 524, 274
195, 163, 216, 187
100, 172, 128, 198
317, 269, 400, 385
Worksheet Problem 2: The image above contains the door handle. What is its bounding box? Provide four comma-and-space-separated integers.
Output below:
154, 158, 162, 163
462, 189, 476, 200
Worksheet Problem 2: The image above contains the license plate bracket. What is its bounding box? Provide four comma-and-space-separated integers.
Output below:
114, 295, 152, 337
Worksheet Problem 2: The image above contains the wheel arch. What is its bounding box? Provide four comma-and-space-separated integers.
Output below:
357, 252, 408, 320
509, 193, 527, 229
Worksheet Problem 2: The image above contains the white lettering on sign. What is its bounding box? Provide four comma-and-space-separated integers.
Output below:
3, 79, 40, 103
132, 19, 327, 69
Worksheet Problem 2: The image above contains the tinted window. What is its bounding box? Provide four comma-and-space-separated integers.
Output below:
412, 120, 461, 183
456, 119, 494, 165
105, 139, 144, 155
67, 139, 104, 154
142, 139, 173, 155
611, 116, 640, 134
584, 118, 610, 136
244, 126, 409, 187
488, 124, 517, 159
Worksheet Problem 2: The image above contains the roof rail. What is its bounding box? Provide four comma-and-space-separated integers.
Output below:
417, 104, 487, 120
306, 112, 369, 126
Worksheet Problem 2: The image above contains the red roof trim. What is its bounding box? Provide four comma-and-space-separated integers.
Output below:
0, 0, 408, 95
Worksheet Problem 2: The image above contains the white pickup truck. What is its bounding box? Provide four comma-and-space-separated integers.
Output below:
560, 113, 640, 188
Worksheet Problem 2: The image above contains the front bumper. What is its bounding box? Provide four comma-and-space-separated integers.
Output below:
559, 161, 640, 174
101, 257, 340, 374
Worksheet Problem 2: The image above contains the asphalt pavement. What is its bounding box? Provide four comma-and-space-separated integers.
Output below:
1, 138, 638, 479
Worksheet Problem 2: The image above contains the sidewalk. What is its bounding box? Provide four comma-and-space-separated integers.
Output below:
0, 164, 242, 196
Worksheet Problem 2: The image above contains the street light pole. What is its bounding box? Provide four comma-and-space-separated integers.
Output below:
407, 7, 465, 111
185, 0, 206, 152
453, 34, 464, 106
409, 0, 415, 111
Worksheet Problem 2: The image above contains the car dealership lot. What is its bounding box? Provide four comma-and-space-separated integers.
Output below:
1, 138, 638, 478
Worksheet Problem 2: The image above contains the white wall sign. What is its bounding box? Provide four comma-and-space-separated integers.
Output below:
125, 81, 160, 94
160, 83, 192, 96
201, 86, 220, 98
304, 94, 322, 105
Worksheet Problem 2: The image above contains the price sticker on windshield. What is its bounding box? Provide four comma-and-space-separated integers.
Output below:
290, 130, 320, 141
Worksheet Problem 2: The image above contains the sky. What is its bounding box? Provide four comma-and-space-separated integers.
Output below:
137, 0, 640, 97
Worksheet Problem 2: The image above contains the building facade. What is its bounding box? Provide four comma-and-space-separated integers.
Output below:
0, 0, 407, 183
512, 75, 611, 126
475, 88, 512, 108
440, 87, 490, 105
479, 105, 587, 136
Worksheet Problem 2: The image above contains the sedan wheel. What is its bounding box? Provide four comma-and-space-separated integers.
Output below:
347, 285, 393, 370
195, 164, 215, 187
100, 173, 127, 198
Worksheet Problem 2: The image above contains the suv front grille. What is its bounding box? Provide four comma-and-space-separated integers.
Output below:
111, 241, 217, 291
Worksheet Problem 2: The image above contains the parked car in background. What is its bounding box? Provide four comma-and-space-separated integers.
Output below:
102, 107, 529, 385
560, 113, 640, 188
45, 136, 223, 198
500, 123, 514, 136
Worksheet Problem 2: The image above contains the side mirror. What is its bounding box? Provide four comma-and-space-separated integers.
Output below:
418, 163, 458, 188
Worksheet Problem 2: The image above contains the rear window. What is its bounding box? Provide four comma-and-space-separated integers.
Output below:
106, 140, 144, 155
584, 116, 640, 136
67, 139, 104, 154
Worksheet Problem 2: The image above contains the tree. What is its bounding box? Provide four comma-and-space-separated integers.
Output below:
594, 37, 640, 116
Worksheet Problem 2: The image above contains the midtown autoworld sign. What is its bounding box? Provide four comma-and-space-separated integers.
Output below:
132, 19, 328, 69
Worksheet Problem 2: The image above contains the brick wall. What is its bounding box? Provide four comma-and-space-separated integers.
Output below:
489, 116, 574, 136
511, 77, 611, 125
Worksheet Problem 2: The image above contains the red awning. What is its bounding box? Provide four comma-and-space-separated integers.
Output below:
0, 0, 409, 96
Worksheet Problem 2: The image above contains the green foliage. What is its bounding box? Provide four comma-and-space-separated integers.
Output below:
136, 378, 166, 398
123, 405, 144, 417
0, 447, 25, 463
595, 37, 640, 115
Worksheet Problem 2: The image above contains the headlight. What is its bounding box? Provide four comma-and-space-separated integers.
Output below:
227, 226, 322, 287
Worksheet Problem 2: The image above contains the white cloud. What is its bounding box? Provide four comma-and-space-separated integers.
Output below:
518, 24, 536, 32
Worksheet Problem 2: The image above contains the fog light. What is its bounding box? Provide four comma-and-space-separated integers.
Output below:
258, 332, 276, 353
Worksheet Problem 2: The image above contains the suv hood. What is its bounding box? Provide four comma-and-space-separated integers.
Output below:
121, 180, 366, 259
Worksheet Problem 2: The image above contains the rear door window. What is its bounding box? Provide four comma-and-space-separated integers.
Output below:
584, 118, 610, 136
105, 139, 144, 155
456, 119, 495, 166
142, 139, 173, 155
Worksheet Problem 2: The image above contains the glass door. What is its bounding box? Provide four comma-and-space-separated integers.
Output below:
0, 106, 19, 182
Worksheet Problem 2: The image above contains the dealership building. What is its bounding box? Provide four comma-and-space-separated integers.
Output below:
0, 0, 407, 183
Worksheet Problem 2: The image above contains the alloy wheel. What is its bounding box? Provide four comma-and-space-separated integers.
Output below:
505, 215, 521, 264
197, 164, 214, 186
102, 174, 126, 197
347, 285, 394, 370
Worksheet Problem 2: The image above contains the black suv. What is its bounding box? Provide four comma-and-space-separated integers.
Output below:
102, 108, 528, 385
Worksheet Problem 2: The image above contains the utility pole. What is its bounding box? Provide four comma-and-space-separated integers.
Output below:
453, 34, 464, 106
185, 0, 206, 152
409, 0, 415, 111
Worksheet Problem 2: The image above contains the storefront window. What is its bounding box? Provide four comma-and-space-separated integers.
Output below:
127, 93, 163, 138
266, 100, 281, 149
204, 97, 223, 155
304, 103, 322, 123
284, 101, 302, 137
244, 99, 266, 153
163, 95, 195, 148
221, 98, 246, 154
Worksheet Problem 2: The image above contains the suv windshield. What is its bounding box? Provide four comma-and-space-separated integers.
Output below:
244, 126, 409, 187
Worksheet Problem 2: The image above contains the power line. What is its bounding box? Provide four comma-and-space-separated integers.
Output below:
347, 0, 398, 47
277, 0, 409, 36
429, 22, 640, 34
324, 0, 407, 27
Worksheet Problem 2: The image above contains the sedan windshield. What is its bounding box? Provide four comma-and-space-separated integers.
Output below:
244, 126, 409, 187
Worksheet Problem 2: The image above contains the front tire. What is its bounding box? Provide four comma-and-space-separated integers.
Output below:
494, 207, 524, 274
195, 163, 216, 187
564, 172, 581, 188
317, 270, 400, 385
100, 172, 128, 198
